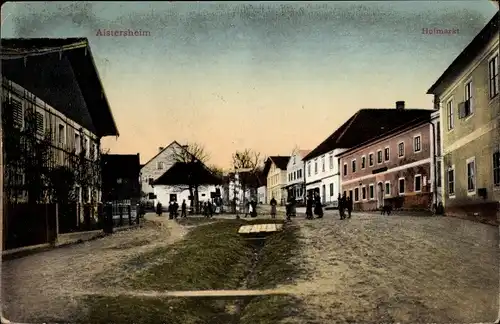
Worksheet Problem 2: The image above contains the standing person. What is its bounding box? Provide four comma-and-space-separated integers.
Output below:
337, 193, 344, 220
251, 199, 257, 217
208, 201, 214, 218
181, 199, 187, 218
340, 193, 347, 220
270, 197, 277, 219
244, 200, 250, 218
306, 194, 314, 219
156, 202, 163, 217
346, 196, 353, 218
314, 192, 323, 218
168, 201, 174, 219
248, 199, 254, 218
173, 200, 179, 219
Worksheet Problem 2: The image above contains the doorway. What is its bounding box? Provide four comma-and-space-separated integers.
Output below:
377, 182, 384, 208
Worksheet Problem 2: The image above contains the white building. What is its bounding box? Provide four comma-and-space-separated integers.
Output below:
304, 148, 346, 207
257, 185, 267, 204
140, 141, 217, 207
285, 149, 310, 203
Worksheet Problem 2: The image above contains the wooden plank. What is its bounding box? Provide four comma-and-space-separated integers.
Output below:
250, 225, 260, 233
238, 226, 252, 234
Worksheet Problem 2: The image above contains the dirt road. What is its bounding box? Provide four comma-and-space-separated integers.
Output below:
281, 213, 498, 323
1, 213, 186, 322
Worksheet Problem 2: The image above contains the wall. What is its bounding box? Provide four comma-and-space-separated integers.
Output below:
154, 185, 217, 207
267, 162, 287, 204
340, 123, 433, 210
286, 151, 306, 200
258, 186, 267, 204
2, 78, 101, 206
436, 34, 499, 222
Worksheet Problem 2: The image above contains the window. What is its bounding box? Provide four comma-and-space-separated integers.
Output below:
398, 142, 405, 157
322, 156, 325, 172
398, 178, 405, 195
308, 163, 311, 177
414, 174, 422, 192
351, 159, 356, 173
298, 169, 302, 179
35, 111, 44, 134
157, 161, 164, 170
74, 133, 81, 154
354, 188, 359, 202
377, 150, 382, 164
58, 124, 66, 144
446, 99, 454, 130
489, 54, 499, 99
436, 122, 441, 155
369, 153, 374, 166
330, 183, 334, 197
343, 163, 348, 176
462, 80, 473, 117
437, 161, 442, 187
329, 154, 334, 169
361, 156, 366, 169
314, 160, 318, 174
413, 135, 421, 153
369, 184, 374, 200
385, 181, 391, 196
447, 167, 455, 196
293, 156, 296, 165
362, 186, 367, 200
384, 147, 390, 161
293, 172, 296, 180
11, 97, 23, 129
494, 152, 500, 187
466, 157, 475, 193
349, 190, 353, 199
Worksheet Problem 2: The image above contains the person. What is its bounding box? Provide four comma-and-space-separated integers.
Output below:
181, 199, 187, 218
245, 201, 251, 218
337, 193, 344, 220
156, 202, 163, 217
248, 199, 254, 217
346, 196, 353, 218
203, 202, 209, 218
251, 199, 257, 218
270, 197, 277, 219
138, 202, 145, 219
314, 192, 323, 218
173, 200, 179, 219
306, 194, 314, 219
287, 196, 296, 221
168, 201, 174, 219
208, 200, 214, 218
340, 193, 347, 220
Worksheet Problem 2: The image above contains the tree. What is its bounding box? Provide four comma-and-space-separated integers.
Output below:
172, 142, 211, 213
231, 149, 262, 208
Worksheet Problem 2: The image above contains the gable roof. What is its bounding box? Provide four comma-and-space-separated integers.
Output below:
141, 141, 182, 169
427, 12, 499, 95
1, 37, 119, 137
298, 149, 312, 159
335, 114, 432, 158
304, 108, 433, 160
153, 161, 222, 186
263, 156, 291, 176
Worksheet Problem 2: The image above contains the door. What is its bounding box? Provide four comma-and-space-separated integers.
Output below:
377, 182, 384, 208
322, 185, 326, 204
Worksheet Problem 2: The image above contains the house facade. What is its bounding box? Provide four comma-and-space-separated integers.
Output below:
264, 156, 290, 205
427, 12, 499, 224
140, 141, 216, 207
430, 109, 444, 206
304, 148, 345, 206
337, 110, 433, 211
258, 185, 267, 204
285, 149, 310, 204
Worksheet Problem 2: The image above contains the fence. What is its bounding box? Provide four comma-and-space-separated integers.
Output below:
3, 203, 58, 250
107, 200, 139, 228
58, 202, 104, 234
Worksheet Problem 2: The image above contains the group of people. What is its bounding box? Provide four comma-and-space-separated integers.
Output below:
305, 192, 324, 219
337, 193, 353, 220
245, 199, 258, 218
155, 200, 188, 219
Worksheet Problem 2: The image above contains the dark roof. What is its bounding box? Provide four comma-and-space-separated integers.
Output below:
1, 38, 119, 137
304, 108, 433, 160
153, 162, 222, 185
427, 12, 499, 95
102, 154, 141, 178
335, 114, 432, 157
263, 156, 290, 176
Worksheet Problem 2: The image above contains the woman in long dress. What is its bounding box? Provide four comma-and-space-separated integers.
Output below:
270, 197, 277, 219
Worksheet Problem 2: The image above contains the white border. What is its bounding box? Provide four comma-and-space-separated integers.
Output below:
413, 134, 422, 153
448, 165, 456, 199
398, 141, 405, 158
398, 177, 406, 195
384, 180, 391, 196
466, 156, 476, 196
414, 174, 422, 193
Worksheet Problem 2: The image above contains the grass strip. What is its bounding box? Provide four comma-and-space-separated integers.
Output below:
239, 223, 305, 324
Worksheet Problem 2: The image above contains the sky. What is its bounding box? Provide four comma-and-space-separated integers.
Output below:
1, 1, 498, 169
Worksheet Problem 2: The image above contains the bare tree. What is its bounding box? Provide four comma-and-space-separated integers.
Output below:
172, 142, 211, 213
231, 149, 262, 209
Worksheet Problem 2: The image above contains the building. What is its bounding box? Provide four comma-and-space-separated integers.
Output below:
427, 12, 499, 224
140, 141, 218, 207
306, 101, 436, 208
285, 149, 310, 204
257, 184, 267, 204
263, 156, 290, 205
1, 38, 119, 241
430, 109, 443, 206
101, 154, 141, 202
336, 103, 434, 211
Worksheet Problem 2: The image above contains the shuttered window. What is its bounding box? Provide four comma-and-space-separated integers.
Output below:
11, 98, 23, 129
36, 111, 44, 134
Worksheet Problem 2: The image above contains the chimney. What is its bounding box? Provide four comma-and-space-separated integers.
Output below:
159, 147, 164, 152
396, 101, 405, 110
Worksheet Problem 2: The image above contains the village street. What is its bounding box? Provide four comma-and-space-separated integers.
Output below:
2, 212, 498, 323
